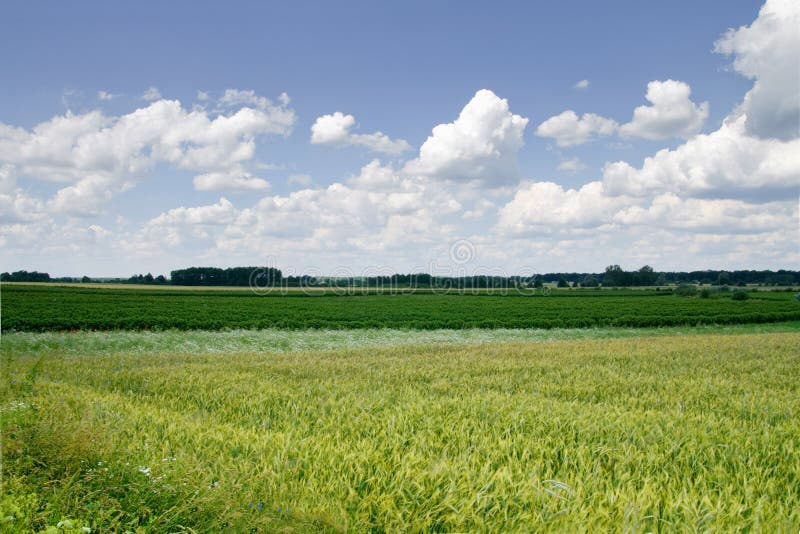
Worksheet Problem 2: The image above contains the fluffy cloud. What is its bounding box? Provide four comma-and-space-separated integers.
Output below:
601, 2, 800, 201
496, 181, 630, 234
0, 164, 46, 223
129, 158, 465, 263
0, 163, 16, 194
496, 178, 795, 238
537, 79, 706, 146
0, 92, 295, 214
310, 112, 411, 155
714, 0, 800, 140
149, 197, 238, 227
619, 80, 709, 140
346, 159, 409, 191
220, 184, 433, 249
613, 193, 795, 233
193, 169, 270, 191
46, 174, 115, 216
574, 80, 590, 90
404, 89, 529, 185
603, 114, 800, 199
129, 197, 239, 249
534, 111, 617, 147
97, 90, 119, 101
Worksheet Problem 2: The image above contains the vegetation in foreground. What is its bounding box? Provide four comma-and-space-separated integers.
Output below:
2, 321, 799, 356
2, 333, 798, 531
3, 284, 799, 332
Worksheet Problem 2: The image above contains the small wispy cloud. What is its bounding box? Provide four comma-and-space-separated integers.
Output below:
574, 79, 590, 90
97, 90, 120, 101
288, 174, 312, 186
142, 86, 162, 101
557, 158, 587, 173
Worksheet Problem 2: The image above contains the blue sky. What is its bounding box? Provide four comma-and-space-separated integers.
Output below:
0, 0, 797, 276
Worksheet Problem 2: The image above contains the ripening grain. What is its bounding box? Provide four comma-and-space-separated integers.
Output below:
3, 333, 798, 531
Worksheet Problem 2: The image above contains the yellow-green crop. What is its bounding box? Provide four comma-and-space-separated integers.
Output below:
2, 333, 799, 531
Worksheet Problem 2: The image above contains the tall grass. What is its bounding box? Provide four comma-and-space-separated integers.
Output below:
2, 321, 799, 357
2, 333, 798, 531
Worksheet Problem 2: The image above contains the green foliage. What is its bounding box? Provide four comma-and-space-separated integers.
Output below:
0, 270, 51, 282
602, 265, 658, 287
3, 285, 799, 332
673, 284, 698, 297
732, 290, 750, 301
700, 288, 711, 298
3, 334, 799, 531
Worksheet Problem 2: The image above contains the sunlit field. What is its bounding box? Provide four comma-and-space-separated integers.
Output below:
3, 333, 798, 532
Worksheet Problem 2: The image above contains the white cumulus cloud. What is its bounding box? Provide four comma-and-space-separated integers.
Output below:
496, 181, 630, 234
535, 110, 618, 147
193, 169, 270, 191
0, 92, 296, 214
603, 114, 800, 199
619, 80, 709, 140
310, 112, 411, 155
714, 0, 800, 140
613, 193, 795, 233
404, 89, 529, 185
601, 2, 800, 202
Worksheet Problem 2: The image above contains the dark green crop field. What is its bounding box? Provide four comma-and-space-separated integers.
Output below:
3, 284, 799, 331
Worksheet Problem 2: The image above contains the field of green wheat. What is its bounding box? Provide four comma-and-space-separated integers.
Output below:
3, 332, 798, 532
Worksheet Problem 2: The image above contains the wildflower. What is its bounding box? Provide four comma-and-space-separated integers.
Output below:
138, 466, 151, 476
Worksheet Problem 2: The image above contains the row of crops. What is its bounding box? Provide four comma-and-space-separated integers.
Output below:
3, 284, 799, 331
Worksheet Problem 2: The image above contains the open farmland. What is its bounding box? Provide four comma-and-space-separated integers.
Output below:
3, 284, 799, 331
2, 333, 798, 531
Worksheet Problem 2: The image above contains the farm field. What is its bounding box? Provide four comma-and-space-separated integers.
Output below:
2, 320, 799, 355
3, 284, 799, 331
2, 333, 798, 531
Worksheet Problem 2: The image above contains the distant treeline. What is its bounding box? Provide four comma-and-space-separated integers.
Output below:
3, 266, 799, 287
170, 267, 281, 286
169, 265, 800, 288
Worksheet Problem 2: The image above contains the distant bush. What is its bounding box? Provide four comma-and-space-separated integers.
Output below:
700, 288, 711, 299
718, 285, 730, 292
674, 284, 698, 297
732, 290, 749, 301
